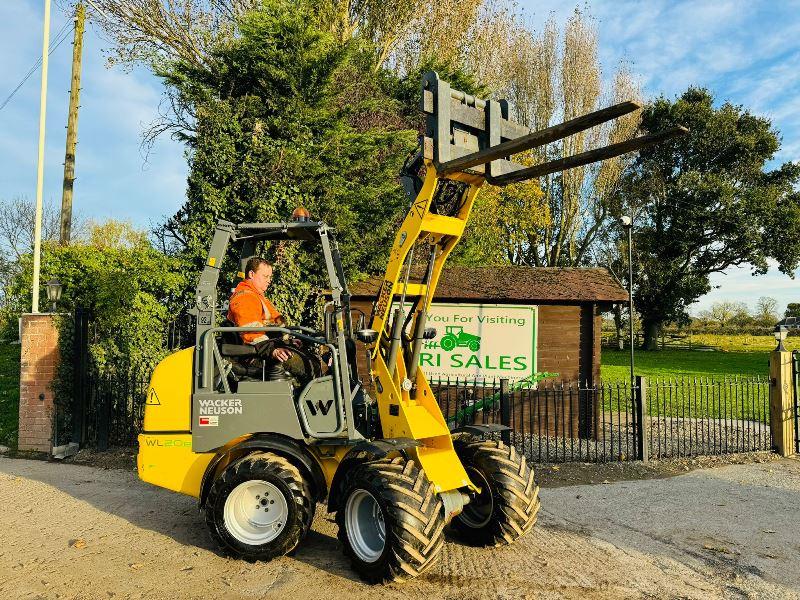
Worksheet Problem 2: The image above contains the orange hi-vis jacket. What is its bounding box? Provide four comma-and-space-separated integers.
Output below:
227, 280, 282, 344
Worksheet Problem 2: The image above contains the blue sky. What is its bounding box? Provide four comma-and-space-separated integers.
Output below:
1, 0, 799, 314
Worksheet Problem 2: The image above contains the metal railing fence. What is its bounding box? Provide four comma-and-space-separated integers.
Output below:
431, 375, 771, 463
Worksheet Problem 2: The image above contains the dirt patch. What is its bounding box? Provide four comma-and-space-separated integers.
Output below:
535, 451, 780, 487
67, 446, 138, 471
2, 456, 798, 599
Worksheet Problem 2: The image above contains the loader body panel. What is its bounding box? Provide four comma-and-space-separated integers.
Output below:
137, 433, 212, 497
142, 347, 194, 432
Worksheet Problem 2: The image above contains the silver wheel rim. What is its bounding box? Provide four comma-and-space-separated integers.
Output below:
224, 480, 289, 545
345, 489, 386, 563
458, 467, 493, 528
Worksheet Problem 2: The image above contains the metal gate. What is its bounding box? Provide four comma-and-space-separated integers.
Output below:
69, 307, 160, 450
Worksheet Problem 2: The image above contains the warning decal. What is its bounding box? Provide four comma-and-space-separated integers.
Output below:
146, 388, 160, 405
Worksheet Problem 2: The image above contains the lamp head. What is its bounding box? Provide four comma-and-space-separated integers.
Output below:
45, 278, 62, 303
774, 324, 788, 351
45, 278, 63, 313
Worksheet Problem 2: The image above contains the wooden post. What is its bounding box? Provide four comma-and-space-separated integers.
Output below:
769, 350, 795, 457
60, 3, 85, 245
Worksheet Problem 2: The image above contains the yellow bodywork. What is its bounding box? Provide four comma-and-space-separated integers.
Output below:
138, 434, 212, 498
137, 165, 486, 501
369, 165, 484, 494
137, 346, 355, 497
138, 348, 211, 497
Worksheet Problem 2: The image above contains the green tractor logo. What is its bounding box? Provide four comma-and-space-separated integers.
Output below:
439, 325, 481, 352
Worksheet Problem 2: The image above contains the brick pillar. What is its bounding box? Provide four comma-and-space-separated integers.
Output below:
18, 313, 60, 452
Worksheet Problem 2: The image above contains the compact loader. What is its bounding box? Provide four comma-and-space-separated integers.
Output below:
138, 72, 685, 583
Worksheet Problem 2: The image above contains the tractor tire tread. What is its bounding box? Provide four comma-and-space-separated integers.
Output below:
451, 439, 539, 547
336, 456, 445, 583
205, 451, 315, 561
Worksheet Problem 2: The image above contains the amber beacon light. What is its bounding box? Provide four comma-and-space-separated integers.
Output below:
292, 206, 311, 222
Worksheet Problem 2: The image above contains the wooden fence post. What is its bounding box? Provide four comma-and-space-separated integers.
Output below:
635, 375, 649, 463
769, 350, 795, 456
499, 378, 511, 445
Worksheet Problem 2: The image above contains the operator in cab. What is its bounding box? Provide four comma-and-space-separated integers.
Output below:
227, 257, 293, 363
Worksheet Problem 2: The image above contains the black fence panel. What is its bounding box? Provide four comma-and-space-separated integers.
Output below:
431, 378, 638, 464
65, 307, 192, 449
67, 318, 772, 462
644, 377, 771, 459
432, 376, 771, 464
82, 368, 150, 450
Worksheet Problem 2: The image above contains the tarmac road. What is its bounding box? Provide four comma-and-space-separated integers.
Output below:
1, 456, 799, 599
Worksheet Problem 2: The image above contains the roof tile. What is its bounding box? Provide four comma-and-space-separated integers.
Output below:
350, 267, 627, 303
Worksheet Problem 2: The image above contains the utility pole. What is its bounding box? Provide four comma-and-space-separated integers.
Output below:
32, 0, 52, 314
60, 3, 85, 245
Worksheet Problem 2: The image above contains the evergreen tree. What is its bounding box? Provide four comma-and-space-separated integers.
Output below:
159, 1, 417, 322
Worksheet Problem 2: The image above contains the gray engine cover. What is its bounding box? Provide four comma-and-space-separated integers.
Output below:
191, 380, 304, 452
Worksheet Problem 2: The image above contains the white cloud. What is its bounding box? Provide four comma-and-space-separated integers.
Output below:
517, 0, 800, 310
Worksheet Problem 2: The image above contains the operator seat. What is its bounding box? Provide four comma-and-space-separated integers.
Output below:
216, 318, 263, 380
216, 320, 320, 385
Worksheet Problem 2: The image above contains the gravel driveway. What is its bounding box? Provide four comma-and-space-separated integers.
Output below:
1, 456, 799, 599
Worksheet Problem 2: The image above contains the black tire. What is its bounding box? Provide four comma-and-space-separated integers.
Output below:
205, 451, 315, 561
450, 438, 539, 546
336, 457, 445, 583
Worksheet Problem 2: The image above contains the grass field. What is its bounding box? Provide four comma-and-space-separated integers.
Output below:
601, 333, 796, 382
601, 349, 769, 382
0, 343, 20, 448
600, 334, 793, 420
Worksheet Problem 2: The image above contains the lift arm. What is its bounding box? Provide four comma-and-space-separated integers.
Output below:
365, 71, 686, 495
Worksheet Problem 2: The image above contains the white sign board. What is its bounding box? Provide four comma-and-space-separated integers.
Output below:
414, 303, 538, 383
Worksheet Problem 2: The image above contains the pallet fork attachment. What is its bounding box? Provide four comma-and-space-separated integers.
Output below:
366, 71, 686, 496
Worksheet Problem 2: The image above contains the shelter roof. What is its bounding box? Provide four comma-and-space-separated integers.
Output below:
349, 267, 628, 304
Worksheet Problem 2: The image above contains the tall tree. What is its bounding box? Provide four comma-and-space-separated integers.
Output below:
454, 9, 641, 267
755, 296, 778, 327
785, 303, 800, 319
91, 0, 495, 74
700, 301, 748, 329
621, 88, 800, 349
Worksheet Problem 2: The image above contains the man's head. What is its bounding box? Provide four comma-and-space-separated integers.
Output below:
245, 257, 273, 294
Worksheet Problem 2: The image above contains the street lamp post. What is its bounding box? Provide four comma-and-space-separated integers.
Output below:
620, 216, 635, 390
32, 0, 53, 313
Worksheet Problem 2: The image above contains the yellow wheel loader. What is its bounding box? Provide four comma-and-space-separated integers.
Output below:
137, 72, 685, 583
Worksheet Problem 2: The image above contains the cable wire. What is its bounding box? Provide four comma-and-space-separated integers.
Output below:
0, 19, 75, 113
